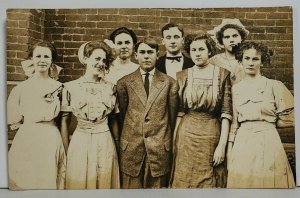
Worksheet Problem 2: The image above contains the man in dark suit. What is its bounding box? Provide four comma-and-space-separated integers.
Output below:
116, 37, 178, 188
156, 23, 194, 79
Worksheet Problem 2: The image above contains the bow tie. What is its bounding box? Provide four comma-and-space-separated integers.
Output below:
166, 56, 182, 62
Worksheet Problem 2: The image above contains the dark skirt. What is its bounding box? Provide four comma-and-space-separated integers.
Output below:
170, 111, 226, 188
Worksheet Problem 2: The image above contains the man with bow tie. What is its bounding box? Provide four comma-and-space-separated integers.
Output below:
156, 23, 194, 79
116, 36, 178, 188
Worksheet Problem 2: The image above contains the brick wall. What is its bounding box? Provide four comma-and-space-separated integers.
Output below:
6, 7, 296, 176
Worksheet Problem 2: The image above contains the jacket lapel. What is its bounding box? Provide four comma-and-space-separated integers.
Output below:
145, 70, 166, 114
129, 70, 147, 107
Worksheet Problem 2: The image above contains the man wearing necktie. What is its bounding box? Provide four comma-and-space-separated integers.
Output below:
156, 23, 194, 79
116, 36, 178, 188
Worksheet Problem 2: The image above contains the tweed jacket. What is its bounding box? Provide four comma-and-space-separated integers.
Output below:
116, 68, 178, 177
156, 54, 194, 74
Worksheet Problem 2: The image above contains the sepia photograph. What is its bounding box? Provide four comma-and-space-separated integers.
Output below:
2, 0, 299, 194
5, 6, 297, 191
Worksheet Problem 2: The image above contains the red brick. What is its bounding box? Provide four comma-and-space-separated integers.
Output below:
107, 15, 129, 22
7, 73, 27, 81
275, 34, 293, 40
97, 9, 119, 15
66, 15, 87, 21
119, 9, 139, 15
7, 50, 17, 58
57, 9, 78, 15
6, 20, 19, 28
62, 34, 72, 40
169, 17, 193, 24
253, 20, 275, 26
51, 34, 62, 41
73, 35, 83, 41
82, 34, 104, 41
274, 47, 293, 54
65, 28, 85, 34
7, 12, 30, 20
7, 43, 28, 51
160, 10, 182, 17
267, 13, 289, 19
77, 21, 97, 28
266, 27, 287, 34
45, 27, 64, 34
255, 7, 278, 13
78, 9, 98, 15
7, 28, 29, 36
248, 27, 266, 34
97, 21, 127, 28
203, 12, 224, 19
7, 35, 18, 43
17, 36, 30, 44
139, 9, 158, 16
7, 66, 16, 73
246, 12, 267, 19
86, 15, 108, 22
7, 9, 30, 13
85, 28, 107, 36
65, 42, 83, 49
15, 66, 25, 74
139, 23, 159, 30
73, 62, 85, 69
277, 7, 292, 12
181, 10, 200, 18
276, 20, 293, 27
46, 14, 66, 21
63, 68, 84, 75
17, 51, 29, 59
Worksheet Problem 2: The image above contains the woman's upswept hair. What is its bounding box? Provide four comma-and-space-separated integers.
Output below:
83, 41, 114, 70
216, 24, 248, 45
184, 32, 217, 58
28, 41, 58, 61
235, 41, 273, 67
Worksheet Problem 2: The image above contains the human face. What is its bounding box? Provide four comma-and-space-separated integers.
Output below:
222, 28, 242, 53
189, 40, 210, 67
162, 27, 184, 55
135, 43, 158, 72
84, 48, 107, 76
242, 48, 262, 77
114, 33, 134, 60
32, 46, 52, 74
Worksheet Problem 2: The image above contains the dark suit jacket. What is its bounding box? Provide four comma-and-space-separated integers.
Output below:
116, 69, 178, 177
156, 54, 194, 74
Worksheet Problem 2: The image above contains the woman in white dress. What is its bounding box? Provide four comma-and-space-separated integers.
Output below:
227, 41, 295, 188
7, 41, 66, 190
61, 41, 120, 189
104, 27, 139, 84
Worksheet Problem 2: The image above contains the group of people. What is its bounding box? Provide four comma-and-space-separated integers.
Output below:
7, 18, 295, 190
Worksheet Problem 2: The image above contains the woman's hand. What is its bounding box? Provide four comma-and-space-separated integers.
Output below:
213, 144, 225, 167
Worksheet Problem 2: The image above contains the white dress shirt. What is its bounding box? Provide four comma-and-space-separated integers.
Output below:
165, 52, 184, 79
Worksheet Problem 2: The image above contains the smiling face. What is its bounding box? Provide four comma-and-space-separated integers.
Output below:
135, 43, 158, 72
84, 48, 107, 76
162, 27, 184, 55
189, 39, 210, 67
32, 46, 53, 74
242, 48, 262, 77
222, 28, 242, 53
114, 33, 134, 60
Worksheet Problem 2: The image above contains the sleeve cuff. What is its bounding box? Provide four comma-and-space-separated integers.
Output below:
221, 113, 232, 121
228, 132, 236, 142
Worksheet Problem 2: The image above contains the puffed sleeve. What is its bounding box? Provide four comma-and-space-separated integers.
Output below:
60, 84, 72, 112
273, 80, 294, 127
220, 70, 233, 121
7, 85, 23, 125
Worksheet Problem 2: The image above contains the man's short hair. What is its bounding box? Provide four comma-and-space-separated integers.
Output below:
134, 37, 159, 52
161, 23, 184, 37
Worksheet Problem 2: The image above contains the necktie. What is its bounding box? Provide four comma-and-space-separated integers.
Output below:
144, 72, 150, 97
166, 56, 182, 62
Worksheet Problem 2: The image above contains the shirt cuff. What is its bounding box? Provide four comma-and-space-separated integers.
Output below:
228, 132, 236, 142
221, 113, 232, 121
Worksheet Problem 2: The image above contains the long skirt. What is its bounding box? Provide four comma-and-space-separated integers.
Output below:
171, 112, 226, 188
227, 121, 295, 188
9, 122, 66, 190
66, 126, 120, 189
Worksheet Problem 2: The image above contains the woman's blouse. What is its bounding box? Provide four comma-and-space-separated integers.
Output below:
176, 64, 232, 121
61, 77, 119, 132
8, 78, 62, 125
229, 76, 294, 142
210, 53, 245, 85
